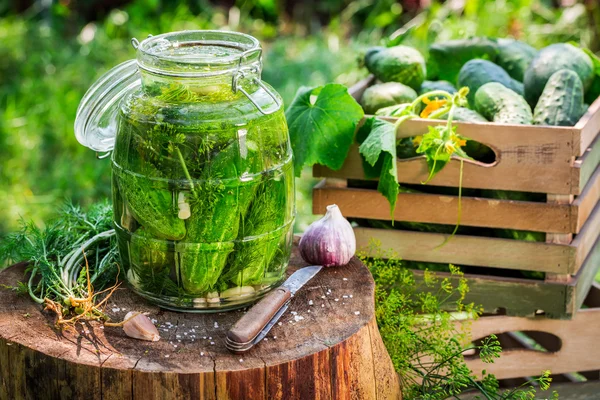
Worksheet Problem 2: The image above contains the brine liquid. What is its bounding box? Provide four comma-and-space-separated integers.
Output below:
112, 92, 295, 312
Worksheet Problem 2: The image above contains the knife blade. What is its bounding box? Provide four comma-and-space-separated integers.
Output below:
225, 265, 322, 353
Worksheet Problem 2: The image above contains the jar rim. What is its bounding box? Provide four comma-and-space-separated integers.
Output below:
136, 30, 262, 77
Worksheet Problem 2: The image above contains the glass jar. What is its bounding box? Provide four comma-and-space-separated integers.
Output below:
74, 31, 295, 312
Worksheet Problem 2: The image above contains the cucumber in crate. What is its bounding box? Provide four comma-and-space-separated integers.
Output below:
288, 37, 600, 319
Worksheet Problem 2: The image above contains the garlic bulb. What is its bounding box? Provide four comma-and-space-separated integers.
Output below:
122, 311, 160, 342
299, 204, 356, 267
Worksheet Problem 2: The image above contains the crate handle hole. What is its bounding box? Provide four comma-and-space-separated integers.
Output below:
466, 331, 562, 360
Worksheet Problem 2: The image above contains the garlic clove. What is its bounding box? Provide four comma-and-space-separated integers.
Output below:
299, 204, 356, 267
123, 311, 160, 342
178, 202, 191, 219
220, 286, 255, 299
206, 291, 220, 304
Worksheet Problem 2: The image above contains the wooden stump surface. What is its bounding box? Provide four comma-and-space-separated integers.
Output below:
0, 242, 400, 400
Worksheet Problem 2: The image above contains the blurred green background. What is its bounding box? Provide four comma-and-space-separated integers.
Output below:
0, 0, 598, 235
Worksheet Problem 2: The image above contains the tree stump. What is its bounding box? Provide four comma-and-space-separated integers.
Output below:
0, 243, 401, 400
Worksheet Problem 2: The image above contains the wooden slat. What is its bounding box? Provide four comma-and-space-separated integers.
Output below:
464, 307, 600, 380
313, 180, 573, 233
314, 120, 579, 193
354, 227, 575, 274
573, 165, 600, 233
460, 381, 600, 399
413, 269, 568, 317
571, 201, 600, 271
575, 94, 600, 156
573, 235, 600, 313
574, 132, 600, 193
545, 194, 574, 284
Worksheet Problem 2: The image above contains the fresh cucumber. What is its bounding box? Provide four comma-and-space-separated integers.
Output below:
533, 69, 585, 126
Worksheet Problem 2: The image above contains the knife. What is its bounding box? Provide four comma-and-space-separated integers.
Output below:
225, 265, 322, 353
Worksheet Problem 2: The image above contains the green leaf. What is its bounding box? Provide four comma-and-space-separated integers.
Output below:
286, 83, 364, 177
416, 125, 449, 181
358, 118, 399, 215
356, 117, 382, 179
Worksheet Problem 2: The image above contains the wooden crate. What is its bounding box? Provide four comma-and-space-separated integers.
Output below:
312, 76, 600, 318
462, 283, 600, 391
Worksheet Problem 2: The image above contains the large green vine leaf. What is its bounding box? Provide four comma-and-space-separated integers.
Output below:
286, 83, 364, 176
358, 118, 399, 216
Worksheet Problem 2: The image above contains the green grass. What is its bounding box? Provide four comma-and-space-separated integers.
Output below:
0, 0, 596, 237
0, 4, 365, 235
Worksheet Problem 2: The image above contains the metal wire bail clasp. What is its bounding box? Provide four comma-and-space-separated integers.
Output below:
232, 48, 281, 115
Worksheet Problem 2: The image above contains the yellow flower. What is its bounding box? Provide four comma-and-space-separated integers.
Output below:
444, 135, 467, 154
412, 135, 423, 146
444, 140, 457, 154
420, 97, 448, 118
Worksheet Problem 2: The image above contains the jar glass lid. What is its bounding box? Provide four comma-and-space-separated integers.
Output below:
74, 59, 141, 152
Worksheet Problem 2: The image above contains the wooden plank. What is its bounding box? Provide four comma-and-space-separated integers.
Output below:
574, 132, 600, 193
464, 307, 600, 380
546, 195, 574, 284
412, 270, 568, 317
573, 235, 600, 313
313, 181, 573, 233
575, 94, 600, 156
459, 379, 600, 399
573, 165, 600, 233
355, 227, 575, 274
572, 201, 600, 271
315, 120, 579, 192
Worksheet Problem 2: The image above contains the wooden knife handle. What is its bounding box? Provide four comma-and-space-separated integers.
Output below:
227, 287, 292, 344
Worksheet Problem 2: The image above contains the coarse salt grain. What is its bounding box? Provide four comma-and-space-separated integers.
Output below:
343, 278, 348, 281
354, 311, 360, 315
214, 322, 219, 328
165, 355, 170, 358
239, 359, 244, 363
334, 298, 339, 302
308, 300, 314, 305
201, 352, 204, 356
210, 342, 215, 345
